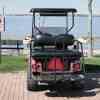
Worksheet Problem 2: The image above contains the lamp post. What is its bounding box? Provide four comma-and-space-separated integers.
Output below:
88, 0, 93, 57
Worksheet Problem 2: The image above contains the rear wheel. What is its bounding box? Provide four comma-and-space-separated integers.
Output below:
27, 64, 39, 91
70, 80, 85, 89
27, 78, 38, 91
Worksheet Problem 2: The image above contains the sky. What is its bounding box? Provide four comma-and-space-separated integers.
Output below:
0, 0, 99, 14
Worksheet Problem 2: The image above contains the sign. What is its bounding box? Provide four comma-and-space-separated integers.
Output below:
0, 16, 5, 32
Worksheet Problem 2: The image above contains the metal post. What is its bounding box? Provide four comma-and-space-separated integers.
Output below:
0, 32, 1, 63
65, 13, 68, 34
88, 0, 93, 57
0, 7, 5, 63
17, 40, 20, 55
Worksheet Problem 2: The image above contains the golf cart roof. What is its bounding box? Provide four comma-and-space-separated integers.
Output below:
30, 8, 77, 16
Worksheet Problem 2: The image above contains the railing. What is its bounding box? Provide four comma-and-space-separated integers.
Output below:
1, 45, 24, 55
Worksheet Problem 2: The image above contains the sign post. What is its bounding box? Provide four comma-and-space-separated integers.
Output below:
88, 0, 93, 57
0, 32, 1, 64
0, 16, 5, 63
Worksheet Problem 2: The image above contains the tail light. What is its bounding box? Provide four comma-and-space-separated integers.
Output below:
31, 58, 42, 73
70, 60, 81, 72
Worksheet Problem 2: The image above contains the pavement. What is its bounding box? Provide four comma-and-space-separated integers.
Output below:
0, 72, 100, 100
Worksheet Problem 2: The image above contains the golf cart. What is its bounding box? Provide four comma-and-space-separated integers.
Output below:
27, 8, 85, 91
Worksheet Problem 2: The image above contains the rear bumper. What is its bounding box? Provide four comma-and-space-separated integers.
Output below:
32, 71, 85, 83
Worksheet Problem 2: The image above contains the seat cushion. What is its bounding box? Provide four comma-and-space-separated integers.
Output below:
34, 33, 55, 46
55, 34, 74, 46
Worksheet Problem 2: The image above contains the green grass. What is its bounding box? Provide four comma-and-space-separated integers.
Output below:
84, 57, 100, 72
84, 57, 100, 65
0, 55, 26, 73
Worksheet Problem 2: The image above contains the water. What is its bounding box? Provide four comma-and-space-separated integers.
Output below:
2, 45, 24, 48
2, 15, 100, 49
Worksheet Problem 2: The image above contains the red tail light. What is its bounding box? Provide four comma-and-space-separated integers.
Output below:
31, 58, 42, 73
70, 61, 81, 72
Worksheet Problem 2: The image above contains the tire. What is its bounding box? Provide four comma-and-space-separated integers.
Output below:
70, 81, 85, 90
27, 78, 38, 91
27, 64, 39, 91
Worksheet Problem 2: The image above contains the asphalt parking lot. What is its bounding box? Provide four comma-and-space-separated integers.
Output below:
0, 72, 100, 100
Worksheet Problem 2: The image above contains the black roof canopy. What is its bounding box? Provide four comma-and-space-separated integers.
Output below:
30, 8, 77, 16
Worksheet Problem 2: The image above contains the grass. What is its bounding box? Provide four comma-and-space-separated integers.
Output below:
0, 55, 26, 73
84, 57, 100, 72
84, 57, 100, 65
